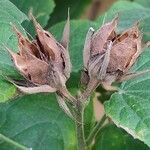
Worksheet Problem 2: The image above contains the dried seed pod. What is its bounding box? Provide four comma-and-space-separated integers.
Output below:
82, 17, 143, 95
83, 17, 118, 81
106, 24, 142, 83
6, 13, 72, 95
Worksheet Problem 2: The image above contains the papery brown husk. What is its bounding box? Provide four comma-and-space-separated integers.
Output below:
6, 13, 72, 94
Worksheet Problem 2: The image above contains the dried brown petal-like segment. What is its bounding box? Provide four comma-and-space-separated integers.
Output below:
30, 13, 60, 62
16, 84, 57, 94
88, 54, 104, 78
5, 13, 73, 99
3, 76, 57, 94
83, 27, 95, 69
30, 13, 72, 80
91, 17, 118, 56
60, 11, 72, 79
13, 26, 41, 58
6, 47, 49, 85
107, 24, 142, 73
61, 9, 70, 50
57, 43, 71, 79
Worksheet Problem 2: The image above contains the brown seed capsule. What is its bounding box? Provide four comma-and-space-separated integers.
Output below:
6, 13, 71, 95
82, 17, 142, 93
83, 17, 118, 81
105, 24, 142, 84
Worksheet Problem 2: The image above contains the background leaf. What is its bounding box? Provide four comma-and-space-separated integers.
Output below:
0, 0, 27, 102
134, 0, 150, 8
104, 48, 150, 147
0, 134, 28, 150
0, 94, 76, 150
10, 0, 55, 36
93, 124, 149, 150
0, 0, 27, 75
47, 0, 91, 27
0, 76, 16, 103
133, 0, 150, 42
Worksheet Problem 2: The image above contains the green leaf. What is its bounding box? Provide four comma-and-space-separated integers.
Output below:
0, 134, 28, 150
134, 0, 150, 8
93, 124, 149, 150
0, 0, 27, 75
0, 76, 16, 103
100, 0, 148, 30
0, 0, 27, 102
140, 18, 150, 42
10, 0, 55, 36
133, 0, 150, 42
104, 48, 150, 147
47, 0, 91, 27
0, 93, 76, 150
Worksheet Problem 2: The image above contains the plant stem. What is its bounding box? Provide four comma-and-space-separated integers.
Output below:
75, 79, 99, 149
86, 114, 107, 146
81, 79, 99, 103
75, 101, 87, 150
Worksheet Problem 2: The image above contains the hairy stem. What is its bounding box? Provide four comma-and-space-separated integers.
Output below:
86, 114, 107, 146
81, 79, 99, 102
75, 101, 87, 150
60, 86, 77, 105
74, 79, 100, 149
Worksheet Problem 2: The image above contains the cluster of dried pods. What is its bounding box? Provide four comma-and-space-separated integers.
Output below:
6, 13, 149, 110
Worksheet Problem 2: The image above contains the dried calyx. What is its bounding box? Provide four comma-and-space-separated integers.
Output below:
82, 16, 143, 99
6, 13, 75, 102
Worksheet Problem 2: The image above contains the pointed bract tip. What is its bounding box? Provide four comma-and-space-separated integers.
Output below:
28, 9, 34, 21
29, 12, 42, 31
61, 10, 70, 49
115, 12, 120, 19
67, 7, 70, 19
11, 25, 24, 39
10, 22, 19, 33
112, 15, 119, 24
